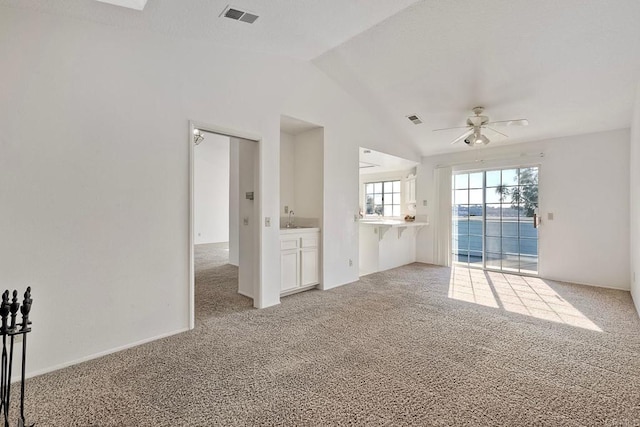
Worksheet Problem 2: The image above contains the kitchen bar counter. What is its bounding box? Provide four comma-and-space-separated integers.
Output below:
359, 219, 428, 276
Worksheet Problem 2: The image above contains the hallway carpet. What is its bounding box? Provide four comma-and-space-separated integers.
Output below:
21, 260, 640, 426
194, 243, 253, 322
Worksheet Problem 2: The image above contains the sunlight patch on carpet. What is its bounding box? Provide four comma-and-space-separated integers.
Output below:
449, 266, 601, 331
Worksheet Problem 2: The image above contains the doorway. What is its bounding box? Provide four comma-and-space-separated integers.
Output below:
189, 122, 261, 329
452, 166, 539, 274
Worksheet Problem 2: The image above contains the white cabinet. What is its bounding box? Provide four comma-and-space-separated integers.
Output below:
280, 229, 320, 294
280, 249, 299, 292
405, 173, 417, 214
301, 248, 319, 286
405, 173, 416, 204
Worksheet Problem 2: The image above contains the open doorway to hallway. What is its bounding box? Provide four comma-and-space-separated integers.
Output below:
190, 125, 260, 327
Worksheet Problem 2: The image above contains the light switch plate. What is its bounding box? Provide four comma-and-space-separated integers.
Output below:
265, 217, 271, 227
547, 212, 554, 220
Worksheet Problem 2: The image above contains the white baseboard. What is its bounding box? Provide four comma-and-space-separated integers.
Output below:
631, 291, 640, 318
322, 279, 355, 291
237, 289, 253, 299
542, 275, 630, 292
18, 327, 189, 383
280, 284, 317, 297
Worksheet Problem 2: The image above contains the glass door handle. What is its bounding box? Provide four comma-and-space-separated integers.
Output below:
533, 213, 540, 229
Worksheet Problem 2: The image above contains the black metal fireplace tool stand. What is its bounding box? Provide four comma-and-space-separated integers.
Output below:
0, 287, 33, 427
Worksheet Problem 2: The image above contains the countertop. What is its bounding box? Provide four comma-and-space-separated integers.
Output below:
359, 219, 428, 227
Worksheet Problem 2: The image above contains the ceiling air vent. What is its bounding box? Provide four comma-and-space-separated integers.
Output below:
406, 114, 423, 125
221, 5, 259, 24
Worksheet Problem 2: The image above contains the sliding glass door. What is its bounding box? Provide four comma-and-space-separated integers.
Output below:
452, 167, 539, 274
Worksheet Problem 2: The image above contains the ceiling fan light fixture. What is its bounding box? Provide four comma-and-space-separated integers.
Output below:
434, 107, 528, 147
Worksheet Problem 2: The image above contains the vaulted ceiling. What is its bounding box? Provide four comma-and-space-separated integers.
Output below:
315, 0, 640, 155
3, 0, 640, 156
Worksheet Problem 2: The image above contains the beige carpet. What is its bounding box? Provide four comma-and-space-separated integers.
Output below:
18, 249, 640, 426
194, 243, 253, 322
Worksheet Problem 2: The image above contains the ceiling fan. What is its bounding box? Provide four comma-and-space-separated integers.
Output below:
433, 107, 528, 146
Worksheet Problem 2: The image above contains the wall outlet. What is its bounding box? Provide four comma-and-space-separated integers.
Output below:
243, 217, 249, 226
349, 259, 353, 267
265, 217, 271, 227
284, 206, 289, 214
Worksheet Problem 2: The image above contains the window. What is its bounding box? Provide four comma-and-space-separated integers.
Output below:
452, 167, 539, 274
364, 180, 401, 217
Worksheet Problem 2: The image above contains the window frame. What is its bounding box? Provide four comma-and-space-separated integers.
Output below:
363, 179, 402, 217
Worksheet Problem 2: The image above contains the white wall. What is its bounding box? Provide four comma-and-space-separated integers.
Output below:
630, 83, 640, 314
280, 128, 323, 227
236, 138, 258, 298
194, 134, 230, 244
294, 128, 324, 222
229, 142, 240, 266
0, 6, 419, 376
280, 131, 296, 218
417, 129, 630, 290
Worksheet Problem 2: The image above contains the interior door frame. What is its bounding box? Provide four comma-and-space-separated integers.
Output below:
188, 120, 262, 330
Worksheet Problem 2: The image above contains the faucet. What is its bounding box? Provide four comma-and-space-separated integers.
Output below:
287, 210, 295, 228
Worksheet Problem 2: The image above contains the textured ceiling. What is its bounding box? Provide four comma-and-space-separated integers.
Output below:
0, 0, 418, 60
314, 0, 640, 156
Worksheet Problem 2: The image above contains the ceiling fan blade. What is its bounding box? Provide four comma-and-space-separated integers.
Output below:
450, 129, 474, 145
432, 125, 470, 132
487, 119, 529, 127
485, 126, 508, 138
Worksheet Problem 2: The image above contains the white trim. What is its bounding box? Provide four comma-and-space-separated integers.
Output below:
322, 279, 353, 291
19, 328, 189, 382
457, 263, 630, 291
238, 289, 253, 299
632, 293, 640, 318
256, 135, 264, 308
541, 276, 631, 292
188, 123, 195, 329
280, 284, 318, 297
190, 121, 261, 143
